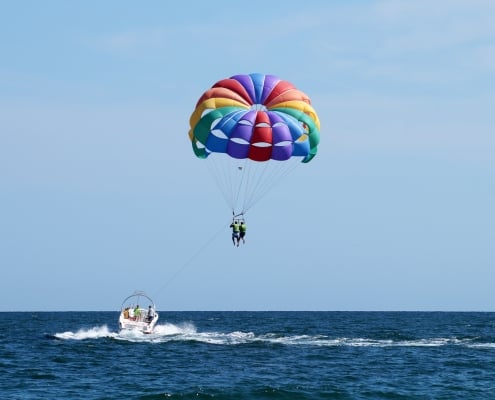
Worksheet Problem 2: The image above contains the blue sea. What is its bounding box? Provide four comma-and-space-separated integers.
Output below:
2, 311, 495, 399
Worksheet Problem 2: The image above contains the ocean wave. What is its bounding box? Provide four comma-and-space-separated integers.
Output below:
52, 323, 493, 348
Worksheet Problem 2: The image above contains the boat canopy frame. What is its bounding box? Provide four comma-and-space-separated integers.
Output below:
120, 290, 156, 311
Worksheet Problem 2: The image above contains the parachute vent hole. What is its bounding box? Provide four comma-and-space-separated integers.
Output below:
252, 142, 272, 148
211, 129, 228, 140
211, 118, 222, 129
230, 138, 250, 145
274, 140, 292, 147
200, 109, 214, 118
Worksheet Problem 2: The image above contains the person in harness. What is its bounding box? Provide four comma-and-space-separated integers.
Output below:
239, 220, 247, 244
230, 220, 240, 246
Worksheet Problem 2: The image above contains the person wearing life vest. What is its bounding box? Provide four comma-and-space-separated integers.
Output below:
230, 220, 240, 246
134, 305, 141, 321
239, 221, 247, 244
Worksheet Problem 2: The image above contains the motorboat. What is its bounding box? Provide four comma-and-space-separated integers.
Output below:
118, 291, 159, 334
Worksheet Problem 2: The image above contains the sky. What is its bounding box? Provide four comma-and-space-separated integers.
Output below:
1, 0, 494, 311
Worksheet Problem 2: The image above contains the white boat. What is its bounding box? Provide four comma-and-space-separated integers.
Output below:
118, 291, 159, 334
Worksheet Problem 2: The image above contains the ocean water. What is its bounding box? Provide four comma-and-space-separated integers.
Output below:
2, 311, 495, 399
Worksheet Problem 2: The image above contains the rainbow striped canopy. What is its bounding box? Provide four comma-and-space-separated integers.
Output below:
188, 73, 320, 163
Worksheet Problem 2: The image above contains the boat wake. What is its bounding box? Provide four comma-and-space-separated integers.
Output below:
53, 325, 117, 340
52, 323, 494, 348
52, 322, 197, 341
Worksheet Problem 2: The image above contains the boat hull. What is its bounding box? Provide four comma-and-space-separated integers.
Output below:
119, 313, 159, 334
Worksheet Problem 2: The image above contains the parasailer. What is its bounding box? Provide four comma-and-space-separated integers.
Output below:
230, 219, 241, 247
239, 220, 247, 244
188, 73, 321, 244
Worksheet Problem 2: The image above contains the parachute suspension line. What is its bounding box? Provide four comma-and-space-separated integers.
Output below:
251, 158, 301, 212
242, 157, 303, 215
205, 155, 236, 211
240, 159, 271, 214
232, 157, 248, 215
205, 152, 306, 216
206, 109, 250, 213
242, 161, 270, 214
239, 161, 253, 214
152, 221, 229, 299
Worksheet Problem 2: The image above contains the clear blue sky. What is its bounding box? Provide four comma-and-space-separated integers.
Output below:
1, 1, 494, 311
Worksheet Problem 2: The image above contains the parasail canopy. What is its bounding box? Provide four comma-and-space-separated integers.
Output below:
188, 73, 321, 216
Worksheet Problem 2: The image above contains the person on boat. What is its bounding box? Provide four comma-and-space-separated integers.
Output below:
128, 305, 135, 320
147, 305, 154, 322
239, 220, 247, 244
134, 305, 141, 321
123, 307, 130, 319
230, 220, 240, 246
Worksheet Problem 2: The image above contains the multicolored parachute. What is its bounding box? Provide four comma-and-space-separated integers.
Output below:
188, 73, 321, 215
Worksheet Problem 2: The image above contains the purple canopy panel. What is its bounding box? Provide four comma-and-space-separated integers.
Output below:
267, 110, 285, 124
229, 124, 253, 141
240, 110, 257, 123
272, 143, 293, 161
260, 75, 281, 104
227, 110, 255, 140
231, 75, 256, 103
227, 141, 250, 159
271, 123, 292, 144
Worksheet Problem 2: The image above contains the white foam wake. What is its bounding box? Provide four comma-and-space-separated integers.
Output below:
54, 325, 116, 340
52, 324, 491, 348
